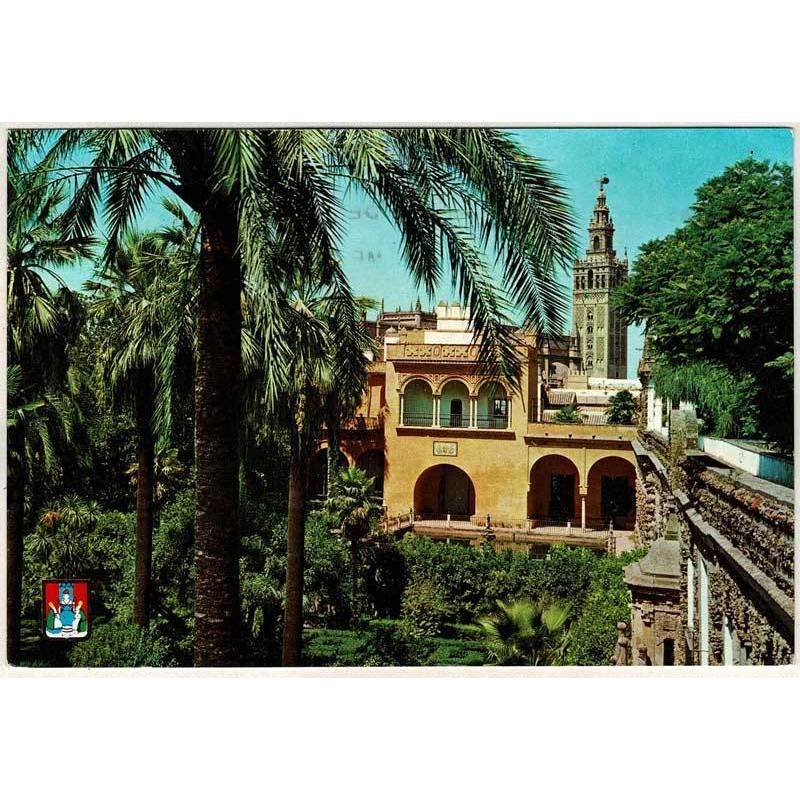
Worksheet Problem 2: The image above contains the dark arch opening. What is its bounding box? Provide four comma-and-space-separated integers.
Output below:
528, 454, 580, 522
586, 456, 636, 530
413, 464, 475, 521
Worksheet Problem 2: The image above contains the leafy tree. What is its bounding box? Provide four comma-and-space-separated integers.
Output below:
6, 136, 92, 663
325, 466, 383, 626
606, 389, 636, 425
554, 403, 582, 424
475, 599, 571, 666
614, 158, 793, 447
35, 128, 576, 665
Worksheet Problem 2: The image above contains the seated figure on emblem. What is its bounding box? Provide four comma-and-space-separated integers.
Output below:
45, 581, 88, 638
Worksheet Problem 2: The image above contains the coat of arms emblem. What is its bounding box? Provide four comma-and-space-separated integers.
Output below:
43, 580, 90, 639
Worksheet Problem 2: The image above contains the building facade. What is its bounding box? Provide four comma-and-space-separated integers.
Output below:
313, 180, 641, 549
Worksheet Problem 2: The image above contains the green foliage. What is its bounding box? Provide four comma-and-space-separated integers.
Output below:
400, 579, 454, 637
564, 549, 643, 666
652, 361, 760, 438
475, 598, 571, 666
554, 404, 581, 424
325, 466, 382, 543
69, 619, 178, 667
614, 158, 793, 447
303, 620, 479, 667
357, 620, 433, 667
303, 511, 352, 626
606, 390, 636, 425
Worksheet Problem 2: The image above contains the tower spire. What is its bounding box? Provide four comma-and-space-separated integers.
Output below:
587, 175, 614, 256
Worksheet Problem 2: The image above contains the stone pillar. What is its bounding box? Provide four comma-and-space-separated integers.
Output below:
470, 397, 477, 428
580, 493, 587, 534
432, 395, 440, 428
399, 394, 405, 426
699, 556, 710, 666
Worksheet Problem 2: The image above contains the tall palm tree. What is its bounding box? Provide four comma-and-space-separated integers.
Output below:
244, 248, 372, 665
37, 128, 576, 665
476, 599, 571, 666
86, 205, 198, 627
324, 466, 383, 627
6, 135, 94, 663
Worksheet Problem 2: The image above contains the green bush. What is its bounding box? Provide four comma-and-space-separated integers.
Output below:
563, 550, 643, 666
554, 404, 582, 424
400, 578, 454, 637
69, 619, 178, 667
358, 621, 433, 667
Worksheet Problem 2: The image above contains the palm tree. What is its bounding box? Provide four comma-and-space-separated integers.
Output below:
244, 254, 372, 665
6, 135, 93, 663
37, 128, 576, 665
87, 207, 198, 628
476, 599, 571, 666
324, 466, 383, 627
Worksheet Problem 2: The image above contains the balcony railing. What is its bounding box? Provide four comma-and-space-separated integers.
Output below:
440, 414, 468, 428
401, 412, 511, 429
476, 415, 509, 430
402, 412, 434, 427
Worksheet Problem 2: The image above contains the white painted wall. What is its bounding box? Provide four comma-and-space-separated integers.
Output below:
699, 437, 761, 477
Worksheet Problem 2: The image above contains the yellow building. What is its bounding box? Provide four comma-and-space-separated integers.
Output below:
318, 182, 641, 546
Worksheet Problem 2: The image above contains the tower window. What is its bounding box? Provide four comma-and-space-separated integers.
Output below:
587, 270, 593, 289
593, 235, 600, 250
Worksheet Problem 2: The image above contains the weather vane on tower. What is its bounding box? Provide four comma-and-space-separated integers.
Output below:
598, 174, 609, 193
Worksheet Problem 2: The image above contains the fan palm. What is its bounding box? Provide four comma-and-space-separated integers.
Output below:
87, 205, 198, 627
35, 128, 576, 665
244, 250, 372, 665
476, 598, 571, 666
324, 466, 383, 628
6, 135, 93, 663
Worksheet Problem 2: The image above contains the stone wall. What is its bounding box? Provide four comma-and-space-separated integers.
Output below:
629, 415, 794, 667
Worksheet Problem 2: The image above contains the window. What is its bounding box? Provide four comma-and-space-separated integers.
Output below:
493, 398, 508, 418
593, 235, 600, 250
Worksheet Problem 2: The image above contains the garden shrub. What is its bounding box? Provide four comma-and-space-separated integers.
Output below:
69, 619, 178, 667
400, 578, 454, 637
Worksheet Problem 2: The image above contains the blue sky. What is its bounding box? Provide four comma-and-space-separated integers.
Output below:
61, 127, 793, 378
338, 127, 793, 377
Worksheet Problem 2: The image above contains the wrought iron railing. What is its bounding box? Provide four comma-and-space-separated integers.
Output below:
402, 412, 434, 427
440, 414, 468, 428
475, 415, 509, 429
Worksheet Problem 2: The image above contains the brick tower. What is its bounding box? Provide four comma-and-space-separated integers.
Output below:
572, 176, 629, 379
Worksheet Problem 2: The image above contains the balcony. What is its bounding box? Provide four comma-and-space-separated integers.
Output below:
400, 377, 512, 431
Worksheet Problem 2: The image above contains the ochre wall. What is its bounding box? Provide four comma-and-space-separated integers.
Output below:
343, 350, 638, 525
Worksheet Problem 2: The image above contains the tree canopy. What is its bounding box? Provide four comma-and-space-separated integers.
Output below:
614, 158, 793, 448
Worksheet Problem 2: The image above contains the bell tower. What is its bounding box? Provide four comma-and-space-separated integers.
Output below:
572, 176, 629, 379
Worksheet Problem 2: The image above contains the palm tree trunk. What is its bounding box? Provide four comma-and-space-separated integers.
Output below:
282, 438, 308, 666
350, 538, 359, 628
326, 402, 339, 497
6, 423, 25, 665
194, 207, 242, 667
133, 373, 155, 628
